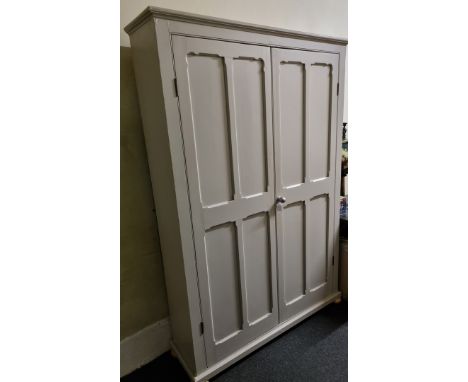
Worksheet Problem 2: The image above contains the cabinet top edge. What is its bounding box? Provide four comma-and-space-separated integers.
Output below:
124, 6, 348, 45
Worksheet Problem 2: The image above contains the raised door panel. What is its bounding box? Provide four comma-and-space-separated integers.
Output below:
243, 212, 272, 324
205, 223, 242, 342
172, 36, 277, 366
282, 202, 306, 304
309, 64, 333, 181
273, 48, 339, 322
233, 59, 268, 198
187, 55, 234, 207
279, 63, 305, 188
308, 195, 329, 294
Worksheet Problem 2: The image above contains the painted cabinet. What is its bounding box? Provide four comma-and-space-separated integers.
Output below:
125, 7, 347, 382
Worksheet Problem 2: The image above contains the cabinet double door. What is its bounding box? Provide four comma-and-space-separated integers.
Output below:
172, 36, 339, 365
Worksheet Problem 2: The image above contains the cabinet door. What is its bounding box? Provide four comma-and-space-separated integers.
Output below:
272, 48, 340, 322
172, 36, 277, 365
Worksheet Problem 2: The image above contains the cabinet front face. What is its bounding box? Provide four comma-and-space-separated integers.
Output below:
272, 48, 340, 322
172, 36, 278, 365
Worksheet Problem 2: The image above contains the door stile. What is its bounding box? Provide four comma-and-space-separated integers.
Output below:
305, 199, 312, 293
263, 55, 275, 199
225, 56, 248, 330
271, 50, 285, 316
224, 57, 242, 202
326, 194, 334, 295
304, 64, 312, 295
326, 58, 340, 294
332, 53, 345, 293
262, 51, 279, 329
235, 219, 249, 329
305, 64, 312, 184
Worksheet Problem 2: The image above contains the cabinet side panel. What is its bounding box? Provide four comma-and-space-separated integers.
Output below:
129, 20, 201, 373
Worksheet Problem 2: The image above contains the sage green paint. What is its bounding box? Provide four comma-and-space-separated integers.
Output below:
120, 47, 169, 340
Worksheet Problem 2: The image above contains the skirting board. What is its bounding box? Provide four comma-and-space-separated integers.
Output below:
120, 317, 172, 377
172, 291, 341, 382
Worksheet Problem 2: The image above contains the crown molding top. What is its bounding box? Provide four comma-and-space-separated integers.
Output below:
124, 6, 348, 45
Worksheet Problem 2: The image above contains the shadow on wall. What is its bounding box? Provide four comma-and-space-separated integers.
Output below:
120, 46, 169, 340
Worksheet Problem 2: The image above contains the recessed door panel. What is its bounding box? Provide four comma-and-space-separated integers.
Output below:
172, 36, 277, 366
273, 48, 339, 322
205, 223, 242, 342
234, 59, 268, 197
282, 202, 306, 304
279, 63, 305, 188
243, 212, 272, 324
309, 64, 332, 181
308, 195, 328, 291
187, 55, 234, 207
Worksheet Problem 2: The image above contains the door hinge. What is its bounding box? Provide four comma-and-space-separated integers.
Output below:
337, 82, 340, 96
173, 78, 179, 97
332, 256, 335, 266
199, 322, 204, 335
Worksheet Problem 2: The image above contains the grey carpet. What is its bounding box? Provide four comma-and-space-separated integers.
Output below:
122, 301, 347, 382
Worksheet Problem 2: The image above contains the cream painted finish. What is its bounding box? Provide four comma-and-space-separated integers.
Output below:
172, 36, 278, 365
120, 0, 348, 47
273, 48, 339, 321
126, 7, 346, 381
121, 1, 348, 121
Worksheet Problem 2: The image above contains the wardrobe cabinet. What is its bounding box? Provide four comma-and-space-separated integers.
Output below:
125, 7, 347, 381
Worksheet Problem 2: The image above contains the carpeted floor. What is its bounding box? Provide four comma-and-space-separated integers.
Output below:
122, 301, 347, 382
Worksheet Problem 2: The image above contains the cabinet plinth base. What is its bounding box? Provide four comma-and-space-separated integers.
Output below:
174, 291, 341, 382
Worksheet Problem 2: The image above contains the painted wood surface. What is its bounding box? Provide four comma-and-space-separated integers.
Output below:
126, 9, 346, 379
272, 48, 339, 322
172, 35, 278, 365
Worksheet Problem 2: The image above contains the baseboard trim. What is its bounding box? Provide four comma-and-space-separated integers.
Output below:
173, 291, 341, 382
120, 317, 172, 377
